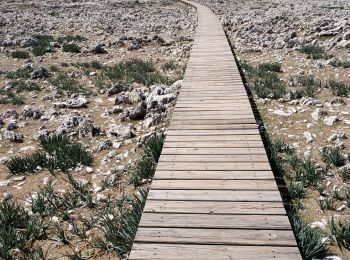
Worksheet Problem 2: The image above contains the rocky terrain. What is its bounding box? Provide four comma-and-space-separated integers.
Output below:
196, 0, 350, 258
0, 0, 195, 258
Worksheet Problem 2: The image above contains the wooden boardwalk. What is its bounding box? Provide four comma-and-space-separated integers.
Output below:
129, 1, 301, 259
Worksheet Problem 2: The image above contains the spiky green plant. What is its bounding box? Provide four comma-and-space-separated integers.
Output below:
291, 213, 328, 259
318, 197, 335, 211
10, 80, 40, 92
63, 43, 81, 53
327, 80, 350, 97
39, 134, 92, 173
7, 151, 47, 175
299, 45, 332, 60
143, 135, 164, 162
94, 189, 147, 256
341, 168, 350, 183
57, 35, 85, 44
329, 216, 350, 250
32, 35, 53, 56
330, 59, 350, 68
258, 62, 282, 72
11, 50, 30, 59
0, 200, 47, 259
49, 73, 83, 94
5, 66, 33, 79
320, 147, 346, 167
53, 224, 70, 244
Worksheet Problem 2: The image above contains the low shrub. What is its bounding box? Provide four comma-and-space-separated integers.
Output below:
11, 50, 30, 59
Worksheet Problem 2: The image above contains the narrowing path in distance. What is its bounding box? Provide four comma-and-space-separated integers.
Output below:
129, 1, 302, 259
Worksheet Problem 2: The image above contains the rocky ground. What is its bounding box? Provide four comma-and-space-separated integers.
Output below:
196, 0, 350, 258
0, 0, 195, 259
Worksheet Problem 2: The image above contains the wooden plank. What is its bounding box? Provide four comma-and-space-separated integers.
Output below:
170, 119, 257, 125
157, 162, 271, 171
162, 147, 267, 155
169, 124, 257, 130
159, 154, 269, 162
166, 129, 259, 135
153, 170, 275, 180
163, 141, 264, 148
165, 135, 262, 141
138, 213, 292, 230
143, 200, 286, 215
134, 228, 297, 246
147, 190, 283, 202
151, 179, 278, 190
130, 244, 302, 260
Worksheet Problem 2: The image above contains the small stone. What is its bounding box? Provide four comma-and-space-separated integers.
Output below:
96, 194, 108, 201
311, 108, 321, 121
303, 131, 314, 143
93, 186, 103, 193
310, 221, 326, 230
336, 205, 346, 211
42, 177, 50, 185
0, 180, 12, 187
324, 116, 338, 126
12, 176, 25, 181
51, 216, 59, 223
89, 71, 97, 76
86, 167, 94, 173
3, 192, 12, 200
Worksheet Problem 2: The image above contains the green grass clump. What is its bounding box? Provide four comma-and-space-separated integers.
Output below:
258, 62, 282, 72
63, 43, 81, 53
327, 80, 350, 97
340, 168, 350, 183
162, 61, 178, 71
0, 200, 46, 259
39, 134, 92, 173
320, 147, 346, 167
57, 35, 86, 44
93, 189, 147, 257
7, 134, 92, 175
102, 59, 170, 86
291, 213, 328, 259
330, 217, 350, 250
5, 66, 33, 79
297, 75, 321, 98
49, 73, 85, 94
299, 45, 333, 60
128, 135, 164, 185
32, 35, 53, 56
11, 50, 30, 59
10, 80, 40, 92
240, 61, 286, 99
330, 59, 350, 68
7, 151, 47, 175
0, 92, 25, 105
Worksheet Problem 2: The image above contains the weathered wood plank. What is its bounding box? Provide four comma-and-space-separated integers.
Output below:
153, 170, 275, 180
159, 154, 268, 162
163, 141, 264, 148
161, 147, 267, 155
151, 179, 278, 190
165, 135, 262, 141
156, 162, 271, 171
130, 244, 302, 260
143, 200, 286, 214
134, 228, 297, 246
147, 189, 283, 202
138, 213, 292, 230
